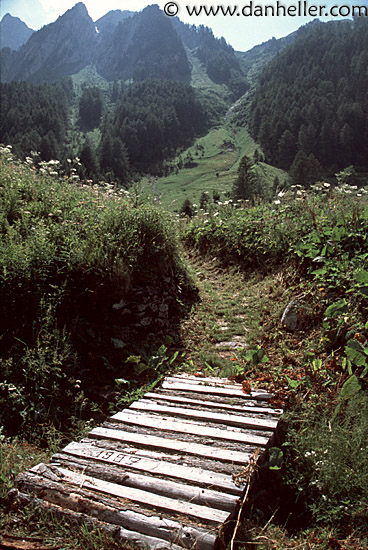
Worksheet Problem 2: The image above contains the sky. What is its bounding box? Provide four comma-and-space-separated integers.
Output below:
0, 0, 365, 51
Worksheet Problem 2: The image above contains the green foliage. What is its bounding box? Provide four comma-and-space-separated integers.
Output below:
79, 86, 103, 129
284, 392, 368, 531
181, 198, 195, 218
0, 81, 69, 161
183, 197, 307, 270
249, 18, 368, 171
0, 147, 193, 437
0, 296, 82, 438
289, 150, 322, 188
101, 79, 208, 177
232, 154, 261, 200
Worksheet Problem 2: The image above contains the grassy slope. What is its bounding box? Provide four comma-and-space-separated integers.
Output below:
147, 125, 287, 210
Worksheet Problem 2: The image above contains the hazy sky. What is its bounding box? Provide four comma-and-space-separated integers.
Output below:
0, 0, 365, 51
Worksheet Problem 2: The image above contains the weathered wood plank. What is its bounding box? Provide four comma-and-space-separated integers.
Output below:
60, 441, 242, 495
161, 380, 273, 400
112, 411, 270, 446
14, 486, 208, 550
77, 437, 245, 476
89, 427, 253, 464
165, 375, 273, 396
16, 374, 283, 549
143, 392, 282, 416
30, 464, 230, 526
51, 453, 239, 512
129, 401, 279, 431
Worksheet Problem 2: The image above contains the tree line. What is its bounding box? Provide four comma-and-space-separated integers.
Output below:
249, 18, 368, 175
0, 78, 208, 184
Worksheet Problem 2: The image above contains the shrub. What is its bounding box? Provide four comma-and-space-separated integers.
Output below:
284, 390, 368, 533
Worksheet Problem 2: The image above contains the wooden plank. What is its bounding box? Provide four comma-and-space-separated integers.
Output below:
30, 464, 230, 526
16, 481, 217, 550
51, 453, 238, 512
76, 437, 242, 477
166, 375, 272, 396
161, 380, 273, 400
143, 392, 283, 416
115, 526, 184, 550
166, 375, 248, 386
114, 511, 218, 550
112, 411, 270, 447
61, 441, 242, 495
130, 401, 279, 431
89, 427, 253, 464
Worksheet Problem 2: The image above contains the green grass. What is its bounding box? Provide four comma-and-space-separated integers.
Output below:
71, 64, 111, 93
146, 125, 287, 210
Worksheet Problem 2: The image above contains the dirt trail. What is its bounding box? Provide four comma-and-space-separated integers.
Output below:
179, 252, 282, 378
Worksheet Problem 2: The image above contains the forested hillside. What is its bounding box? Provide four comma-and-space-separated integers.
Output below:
0, 78, 208, 183
0, 80, 71, 161
249, 18, 368, 175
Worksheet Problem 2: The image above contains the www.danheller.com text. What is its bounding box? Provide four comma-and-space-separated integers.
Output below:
164, 2, 368, 18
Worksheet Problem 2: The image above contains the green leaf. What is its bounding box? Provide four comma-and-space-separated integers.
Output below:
355, 270, 368, 284
354, 270, 368, 297
331, 223, 346, 241
133, 363, 150, 375
345, 339, 368, 367
268, 447, 284, 470
340, 375, 362, 400
285, 374, 303, 390
325, 299, 348, 319
312, 358, 322, 371
126, 355, 141, 364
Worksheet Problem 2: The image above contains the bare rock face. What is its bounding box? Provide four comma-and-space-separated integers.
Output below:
281, 299, 310, 331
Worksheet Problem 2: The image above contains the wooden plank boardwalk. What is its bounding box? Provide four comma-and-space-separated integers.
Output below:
16, 374, 283, 549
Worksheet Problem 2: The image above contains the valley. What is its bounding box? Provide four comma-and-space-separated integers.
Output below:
0, 3, 368, 549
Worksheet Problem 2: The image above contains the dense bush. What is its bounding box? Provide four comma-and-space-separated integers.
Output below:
0, 146, 192, 438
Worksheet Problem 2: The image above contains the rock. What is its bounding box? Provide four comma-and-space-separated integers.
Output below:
281, 299, 309, 331
140, 317, 152, 327
111, 338, 126, 349
215, 341, 247, 350
112, 298, 127, 310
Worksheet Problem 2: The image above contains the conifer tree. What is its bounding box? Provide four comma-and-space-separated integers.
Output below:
232, 154, 259, 200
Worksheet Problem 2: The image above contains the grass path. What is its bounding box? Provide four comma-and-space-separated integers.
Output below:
179, 251, 287, 381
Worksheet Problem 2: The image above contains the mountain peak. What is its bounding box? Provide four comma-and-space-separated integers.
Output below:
0, 13, 34, 50
64, 2, 89, 17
